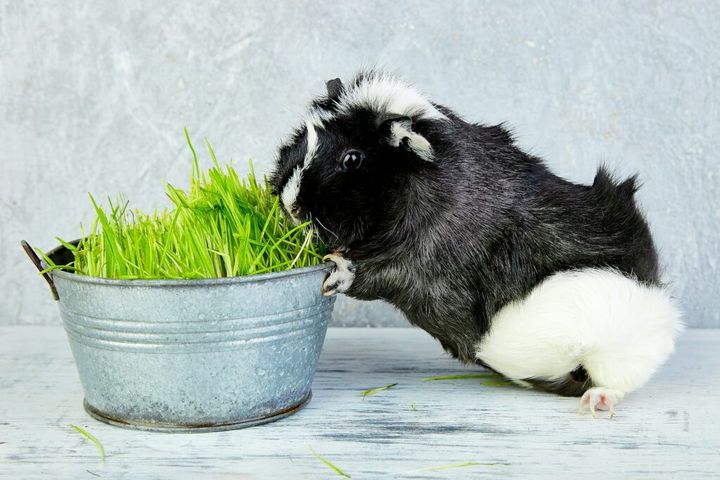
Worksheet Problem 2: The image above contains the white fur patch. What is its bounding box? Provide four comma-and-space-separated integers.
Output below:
280, 121, 320, 223
280, 167, 302, 223
305, 108, 335, 128
390, 121, 434, 161
476, 268, 683, 394
337, 73, 447, 121
322, 253, 355, 296
303, 120, 319, 168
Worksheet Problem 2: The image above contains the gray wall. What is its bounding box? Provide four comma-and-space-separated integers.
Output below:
1, 1, 718, 327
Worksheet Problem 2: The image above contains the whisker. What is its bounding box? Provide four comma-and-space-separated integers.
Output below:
312, 214, 340, 240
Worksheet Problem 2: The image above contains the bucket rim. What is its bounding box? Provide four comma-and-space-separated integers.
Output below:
45, 241, 334, 288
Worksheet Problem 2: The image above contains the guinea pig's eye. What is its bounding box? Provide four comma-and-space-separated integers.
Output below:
341, 150, 364, 171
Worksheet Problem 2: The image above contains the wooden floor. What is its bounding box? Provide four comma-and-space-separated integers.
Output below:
1, 326, 718, 479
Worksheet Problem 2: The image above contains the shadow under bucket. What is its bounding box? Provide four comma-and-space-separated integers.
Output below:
23, 240, 335, 432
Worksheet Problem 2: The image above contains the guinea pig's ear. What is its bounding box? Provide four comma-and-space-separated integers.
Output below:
325, 78, 344, 100
379, 116, 434, 162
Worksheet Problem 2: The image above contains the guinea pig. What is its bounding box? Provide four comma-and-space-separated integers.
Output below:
270, 71, 682, 416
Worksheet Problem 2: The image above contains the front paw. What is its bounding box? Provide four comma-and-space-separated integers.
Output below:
322, 253, 355, 296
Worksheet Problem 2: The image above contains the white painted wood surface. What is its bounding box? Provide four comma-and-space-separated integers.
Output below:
1, 326, 718, 479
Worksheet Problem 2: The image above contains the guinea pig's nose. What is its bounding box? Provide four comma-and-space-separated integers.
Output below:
290, 205, 303, 218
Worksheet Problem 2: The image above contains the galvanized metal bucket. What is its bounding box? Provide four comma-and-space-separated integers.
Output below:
23, 240, 335, 432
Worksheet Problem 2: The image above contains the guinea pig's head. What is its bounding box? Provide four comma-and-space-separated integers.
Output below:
270, 71, 447, 250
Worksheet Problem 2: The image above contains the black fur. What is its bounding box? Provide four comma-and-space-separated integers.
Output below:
526, 366, 594, 397
271, 72, 659, 395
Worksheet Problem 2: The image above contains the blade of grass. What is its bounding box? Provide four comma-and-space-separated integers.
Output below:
308, 446, 351, 478
419, 461, 483, 471
360, 383, 398, 399
289, 226, 315, 269
421, 373, 503, 381
401, 461, 505, 474
69, 425, 105, 461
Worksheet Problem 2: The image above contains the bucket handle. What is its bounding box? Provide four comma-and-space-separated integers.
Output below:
21, 240, 59, 301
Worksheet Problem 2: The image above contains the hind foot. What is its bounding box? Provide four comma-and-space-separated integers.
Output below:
579, 387, 625, 419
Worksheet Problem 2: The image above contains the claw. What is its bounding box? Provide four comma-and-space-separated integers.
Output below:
322, 280, 339, 296
323, 252, 344, 263
321, 252, 354, 296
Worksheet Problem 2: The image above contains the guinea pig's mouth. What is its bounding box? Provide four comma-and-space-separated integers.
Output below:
282, 205, 306, 226
279, 202, 341, 246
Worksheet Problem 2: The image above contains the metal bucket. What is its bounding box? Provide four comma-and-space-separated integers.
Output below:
22, 240, 335, 432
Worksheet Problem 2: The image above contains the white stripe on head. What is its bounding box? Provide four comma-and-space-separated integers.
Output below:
303, 120, 319, 168
280, 120, 320, 224
337, 73, 447, 121
306, 108, 335, 127
280, 167, 302, 222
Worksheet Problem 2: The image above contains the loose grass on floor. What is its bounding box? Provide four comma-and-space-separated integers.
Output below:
309, 446, 351, 478
68, 425, 105, 461
360, 383, 398, 399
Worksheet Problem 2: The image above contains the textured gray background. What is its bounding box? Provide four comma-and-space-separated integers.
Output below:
1, 1, 718, 327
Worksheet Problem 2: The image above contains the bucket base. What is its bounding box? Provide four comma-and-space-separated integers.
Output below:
83, 391, 312, 433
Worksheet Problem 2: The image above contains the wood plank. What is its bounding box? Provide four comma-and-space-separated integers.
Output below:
1, 326, 718, 479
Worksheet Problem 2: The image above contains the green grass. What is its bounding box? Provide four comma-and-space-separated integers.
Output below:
416, 461, 484, 472
421, 373, 503, 381
406, 461, 504, 473
420, 373, 514, 387
68, 425, 105, 461
308, 446, 351, 478
41, 130, 325, 280
360, 383, 398, 399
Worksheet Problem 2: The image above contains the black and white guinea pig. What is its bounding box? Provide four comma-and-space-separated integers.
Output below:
270, 71, 682, 416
